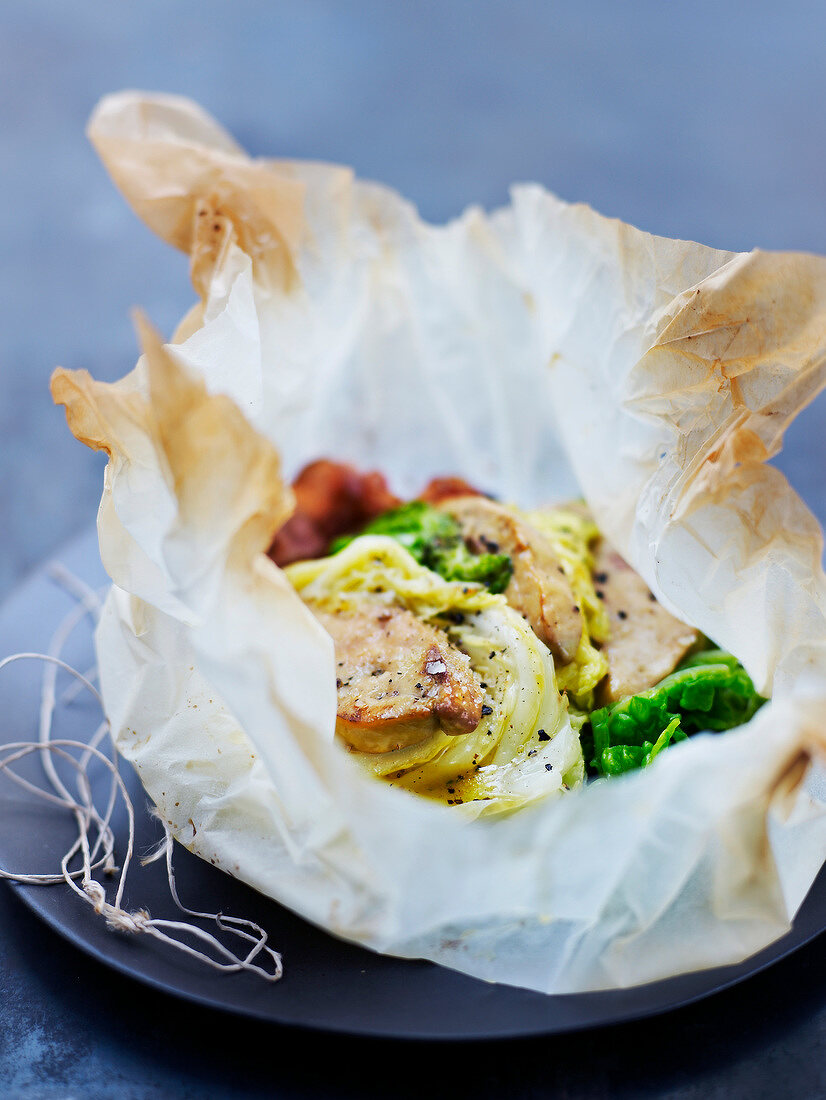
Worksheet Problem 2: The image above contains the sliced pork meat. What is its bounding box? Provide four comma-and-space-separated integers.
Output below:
440, 496, 582, 664
311, 603, 484, 754
593, 542, 700, 703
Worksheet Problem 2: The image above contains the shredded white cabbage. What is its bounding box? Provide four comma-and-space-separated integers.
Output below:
285, 536, 584, 814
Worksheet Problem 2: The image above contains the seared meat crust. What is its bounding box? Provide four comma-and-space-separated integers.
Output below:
311, 604, 484, 754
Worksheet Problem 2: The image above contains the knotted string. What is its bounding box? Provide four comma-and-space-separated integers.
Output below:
0, 566, 282, 982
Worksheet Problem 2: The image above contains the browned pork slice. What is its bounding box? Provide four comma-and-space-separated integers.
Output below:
310, 604, 484, 754
593, 542, 700, 703
440, 496, 582, 664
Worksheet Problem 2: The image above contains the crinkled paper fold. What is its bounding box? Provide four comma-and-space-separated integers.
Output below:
51, 91, 826, 993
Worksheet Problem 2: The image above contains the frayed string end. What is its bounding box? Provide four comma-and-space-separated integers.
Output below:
0, 569, 283, 984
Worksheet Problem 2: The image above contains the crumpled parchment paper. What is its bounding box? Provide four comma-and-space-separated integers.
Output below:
51, 91, 826, 993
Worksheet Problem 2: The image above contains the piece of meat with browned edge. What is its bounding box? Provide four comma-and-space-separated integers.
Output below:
310, 603, 484, 754
269, 460, 401, 566
440, 496, 582, 664
593, 541, 700, 703
417, 476, 487, 505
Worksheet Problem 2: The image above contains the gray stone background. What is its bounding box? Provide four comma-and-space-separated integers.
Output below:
3, 0, 826, 598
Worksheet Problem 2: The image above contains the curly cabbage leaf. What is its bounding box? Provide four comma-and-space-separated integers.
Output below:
584, 650, 766, 776
524, 505, 609, 709
285, 535, 584, 812
330, 501, 513, 593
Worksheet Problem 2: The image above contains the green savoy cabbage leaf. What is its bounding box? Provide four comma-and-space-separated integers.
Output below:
584, 650, 767, 777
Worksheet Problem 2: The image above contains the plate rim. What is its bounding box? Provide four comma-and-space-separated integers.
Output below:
5, 867, 824, 1041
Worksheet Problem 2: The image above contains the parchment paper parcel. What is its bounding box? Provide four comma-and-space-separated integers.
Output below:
52, 91, 826, 994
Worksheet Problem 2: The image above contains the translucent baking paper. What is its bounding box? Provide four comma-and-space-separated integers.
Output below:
51, 91, 826, 993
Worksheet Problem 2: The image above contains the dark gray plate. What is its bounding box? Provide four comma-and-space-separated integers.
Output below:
0, 527, 823, 1040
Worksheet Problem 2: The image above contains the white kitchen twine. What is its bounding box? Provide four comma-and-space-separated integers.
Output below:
0, 563, 282, 982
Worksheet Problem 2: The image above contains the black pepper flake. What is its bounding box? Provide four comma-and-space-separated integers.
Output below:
527, 749, 537, 757
480, 682, 488, 689
617, 609, 628, 620
596, 589, 605, 600
572, 605, 580, 614
481, 704, 493, 716
594, 571, 608, 584
415, 682, 422, 690
336, 678, 342, 689
372, 668, 384, 676
489, 651, 496, 660
648, 592, 657, 602
545, 763, 554, 771
537, 729, 550, 742
447, 787, 455, 794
